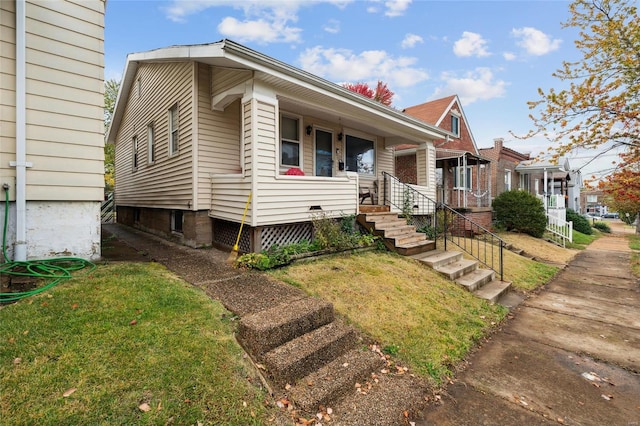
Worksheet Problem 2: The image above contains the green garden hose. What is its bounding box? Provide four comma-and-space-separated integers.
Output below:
0, 187, 95, 303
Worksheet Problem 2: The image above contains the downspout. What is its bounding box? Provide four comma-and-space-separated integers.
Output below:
11, 0, 30, 261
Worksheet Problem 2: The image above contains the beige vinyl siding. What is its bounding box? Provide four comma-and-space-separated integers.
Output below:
114, 62, 194, 208
415, 144, 436, 200
243, 101, 252, 175
196, 63, 242, 209
211, 66, 252, 99
1, 0, 105, 201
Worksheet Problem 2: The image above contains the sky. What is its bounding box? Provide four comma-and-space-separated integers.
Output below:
104, 0, 624, 181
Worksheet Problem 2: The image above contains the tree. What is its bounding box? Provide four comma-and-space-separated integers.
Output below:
524, 0, 640, 232
104, 79, 120, 193
599, 166, 640, 230
343, 80, 394, 106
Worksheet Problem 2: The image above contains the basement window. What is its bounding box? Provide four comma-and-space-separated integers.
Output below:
171, 210, 183, 233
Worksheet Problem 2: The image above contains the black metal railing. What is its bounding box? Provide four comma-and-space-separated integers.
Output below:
382, 172, 504, 280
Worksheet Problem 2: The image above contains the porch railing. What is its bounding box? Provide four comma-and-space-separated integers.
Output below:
383, 172, 504, 280
536, 194, 573, 246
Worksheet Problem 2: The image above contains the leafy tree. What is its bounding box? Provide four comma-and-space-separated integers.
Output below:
104, 79, 120, 193
524, 0, 640, 232
343, 80, 394, 106
599, 167, 640, 228
492, 190, 547, 238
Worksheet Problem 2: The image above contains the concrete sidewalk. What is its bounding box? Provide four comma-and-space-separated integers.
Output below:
418, 221, 640, 425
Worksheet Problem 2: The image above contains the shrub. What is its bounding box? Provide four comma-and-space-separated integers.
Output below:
492, 190, 547, 238
566, 208, 592, 235
593, 221, 611, 233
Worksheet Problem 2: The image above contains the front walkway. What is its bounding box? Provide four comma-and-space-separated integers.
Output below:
418, 221, 640, 425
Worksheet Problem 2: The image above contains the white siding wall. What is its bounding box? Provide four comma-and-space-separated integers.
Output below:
1, 0, 104, 201
0, 0, 103, 259
416, 144, 436, 200
114, 62, 194, 209
196, 63, 242, 209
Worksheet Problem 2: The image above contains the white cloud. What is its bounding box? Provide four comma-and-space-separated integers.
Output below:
323, 19, 340, 34
218, 17, 302, 43
384, 0, 412, 17
365, 0, 411, 16
163, 0, 352, 43
511, 27, 561, 56
298, 46, 429, 89
401, 33, 423, 49
453, 31, 491, 58
503, 52, 516, 61
433, 68, 508, 105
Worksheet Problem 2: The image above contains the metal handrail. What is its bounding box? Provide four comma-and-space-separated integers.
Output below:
382, 172, 504, 280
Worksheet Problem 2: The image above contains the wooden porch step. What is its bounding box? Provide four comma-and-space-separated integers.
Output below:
395, 239, 436, 256
380, 224, 417, 237
237, 297, 334, 356
262, 320, 357, 387
288, 348, 385, 411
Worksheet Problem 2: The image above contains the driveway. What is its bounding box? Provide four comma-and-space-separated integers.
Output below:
419, 222, 640, 425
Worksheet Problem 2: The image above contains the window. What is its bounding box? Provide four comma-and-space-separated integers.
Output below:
132, 135, 138, 171
453, 166, 471, 189
281, 115, 300, 167
451, 115, 460, 136
171, 210, 183, 233
504, 169, 512, 191
169, 104, 179, 155
147, 123, 155, 163
345, 134, 375, 175
587, 195, 598, 203
519, 173, 530, 191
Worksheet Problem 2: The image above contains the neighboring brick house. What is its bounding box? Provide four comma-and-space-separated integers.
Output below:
580, 189, 606, 215
398, 95, 492, 213
478, 138, 530, 201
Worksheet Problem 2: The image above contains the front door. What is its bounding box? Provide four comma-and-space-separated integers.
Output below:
315, 129, 333, 177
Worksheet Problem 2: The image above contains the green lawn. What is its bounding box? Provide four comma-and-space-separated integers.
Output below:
0, 262, 270, 425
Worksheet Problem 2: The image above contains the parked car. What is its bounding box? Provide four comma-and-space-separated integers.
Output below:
602, 212, 619, 219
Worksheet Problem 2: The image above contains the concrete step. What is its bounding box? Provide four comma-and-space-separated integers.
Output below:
435, 258, 478, 280
262, 320, 357, 387
288, 348, 385, 412
237, 297, 334, 356
395, 239, 436, 256
412, 249, 462, 268
474, 280, 512, 304
456, 268, 495, 292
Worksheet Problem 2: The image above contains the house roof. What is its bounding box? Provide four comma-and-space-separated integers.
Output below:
515, 157, 569, 173
106, 39, 450, 145
402, 95, 479, 155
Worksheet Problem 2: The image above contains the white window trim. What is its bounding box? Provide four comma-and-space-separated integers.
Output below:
279, 112, 303, 170
147, 122, 155, 164
343, 128, 376, 176
313, 127, 334, 177
454, 166, 472, 190
132, 135, 138, 172
450, 113, 461, 137
505, 169, 512, 191
168, 103, 179, 156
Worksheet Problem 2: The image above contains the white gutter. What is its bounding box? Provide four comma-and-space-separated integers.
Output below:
11, 0, 30, 261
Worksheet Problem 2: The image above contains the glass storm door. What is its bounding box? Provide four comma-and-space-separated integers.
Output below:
315, 129, 333, 177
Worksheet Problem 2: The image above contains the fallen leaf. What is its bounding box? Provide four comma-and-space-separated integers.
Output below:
23, 330, 29, 335
256, 363, 266, 370
13, 357, 21, 365
601, 394, 611, 401
129, 319, 137, 326
71, 303, 79, 309
138, 402, 151, 412
342, 362, 349, 367
403, 410, 409, 417
285, 383, 292, 390
63, 388, 77, 397
326, 407, 333, 415
243, 401, 247, 408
